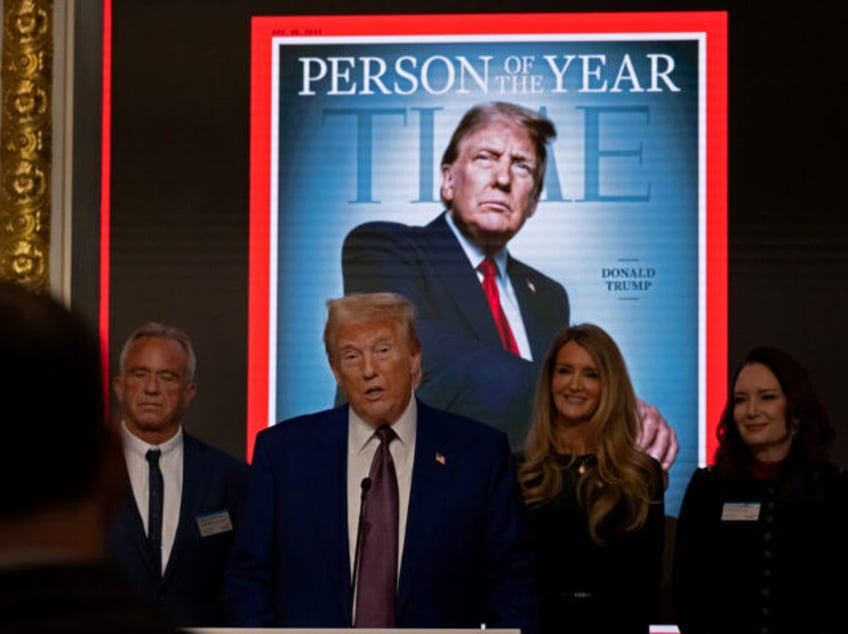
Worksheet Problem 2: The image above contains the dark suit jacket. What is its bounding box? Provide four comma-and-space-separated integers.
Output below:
107, 431, 248, 627
342, 212, 570, 448
672, 464, 848, 634
0, 563, 180, 633
224, 400, 538, 634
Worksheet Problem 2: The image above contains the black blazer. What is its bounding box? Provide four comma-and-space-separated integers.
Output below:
673, 464, 848, 634
107, 431, 248, 626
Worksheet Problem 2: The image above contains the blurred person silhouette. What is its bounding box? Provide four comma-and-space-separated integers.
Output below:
0, 281, 179, 633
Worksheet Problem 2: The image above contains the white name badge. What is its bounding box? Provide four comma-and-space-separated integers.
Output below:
721, 502, 760, 521
196, 509, 233, 537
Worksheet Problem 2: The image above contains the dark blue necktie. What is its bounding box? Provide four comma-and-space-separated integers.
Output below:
354, 425, 399, 627
145, 449, 163, 578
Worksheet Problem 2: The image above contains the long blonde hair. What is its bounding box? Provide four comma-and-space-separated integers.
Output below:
518, 323, 659, 544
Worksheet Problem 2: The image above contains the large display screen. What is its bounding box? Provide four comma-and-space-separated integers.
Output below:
248, 12, 727, 518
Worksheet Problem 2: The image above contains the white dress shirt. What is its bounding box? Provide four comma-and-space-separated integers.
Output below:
121, 422, 184, 575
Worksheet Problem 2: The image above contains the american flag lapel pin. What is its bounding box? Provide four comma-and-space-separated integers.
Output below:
435, 452, 446, 465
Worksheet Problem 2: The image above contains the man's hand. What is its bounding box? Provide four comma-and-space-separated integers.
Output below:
636, 398, 678, 472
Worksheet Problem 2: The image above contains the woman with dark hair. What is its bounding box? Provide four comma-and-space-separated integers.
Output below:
518, 323, 664, 634
673, 346, 847, 634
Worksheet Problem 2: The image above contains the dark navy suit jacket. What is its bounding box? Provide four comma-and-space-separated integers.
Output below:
107, 431, 248, 627
342, 212, 570, 448
224, 400, 538, 634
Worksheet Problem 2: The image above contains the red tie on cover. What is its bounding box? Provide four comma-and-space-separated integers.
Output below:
354, 425, 399, 627
478, 257, 520, 354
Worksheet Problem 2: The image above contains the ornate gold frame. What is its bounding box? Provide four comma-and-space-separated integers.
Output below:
1, 0, 53, 292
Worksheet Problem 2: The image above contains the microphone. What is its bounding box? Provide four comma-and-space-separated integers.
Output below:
349, 476, 372, 626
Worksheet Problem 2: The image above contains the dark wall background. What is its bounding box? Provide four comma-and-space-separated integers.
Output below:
72, 1, 847, 468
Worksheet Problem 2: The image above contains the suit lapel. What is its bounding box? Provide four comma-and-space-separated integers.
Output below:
425, 214, 503, 347
396, 401, 451, 614
309, 408, 353, 619
117, 480, 159, 579
509, 257, 552, 360
162, 432, 199, 583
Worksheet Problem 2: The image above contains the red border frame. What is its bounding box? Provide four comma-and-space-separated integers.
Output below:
248, 12, 727, 464
100, 0, 113, 416
247, 18, 274, 462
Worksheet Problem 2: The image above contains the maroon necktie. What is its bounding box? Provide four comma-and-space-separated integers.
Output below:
354, 425, 399, 627
478, 257, 520, 354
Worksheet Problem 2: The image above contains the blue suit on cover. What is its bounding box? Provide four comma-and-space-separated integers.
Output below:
342, 212, 570, 449
224, 399, 538, 634
107, 431, 248, 626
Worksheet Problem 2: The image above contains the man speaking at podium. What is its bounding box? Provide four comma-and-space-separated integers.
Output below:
225, 292, 537, 634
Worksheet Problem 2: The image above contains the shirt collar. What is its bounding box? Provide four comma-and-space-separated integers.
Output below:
349, 394, 417, 454
121, 420, 184, 458
444, 210, 509, 278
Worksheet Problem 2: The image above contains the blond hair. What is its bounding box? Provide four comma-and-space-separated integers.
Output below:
518, 323, 659, 544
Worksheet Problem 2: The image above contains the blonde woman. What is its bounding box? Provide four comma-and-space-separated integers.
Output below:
518, 323, 664, 634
